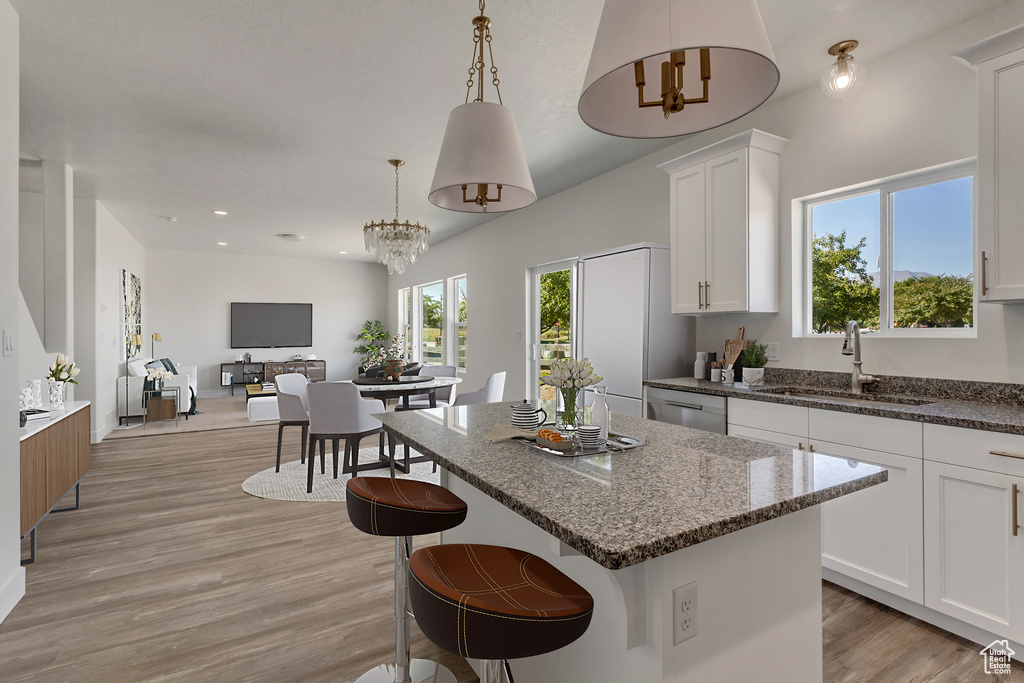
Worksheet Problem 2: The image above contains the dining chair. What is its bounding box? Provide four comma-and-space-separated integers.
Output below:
274, 373, 309, 473
305, 382, 387, 493
398, 365, 458, 410
452, 371, 506, 406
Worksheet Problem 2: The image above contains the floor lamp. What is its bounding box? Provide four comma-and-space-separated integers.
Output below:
115, 332, 144, 430
151, 332, 162, 358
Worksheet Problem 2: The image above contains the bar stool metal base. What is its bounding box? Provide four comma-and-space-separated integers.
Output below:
354, 659, 456, 683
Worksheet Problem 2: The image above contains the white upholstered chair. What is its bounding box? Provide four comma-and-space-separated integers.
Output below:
305, 382, 387, 493
274, 373, 309, 473
400, 365, 458, 410
452, 371, 506, 406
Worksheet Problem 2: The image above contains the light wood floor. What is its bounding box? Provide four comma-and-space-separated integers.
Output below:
0, 424, 1020, 682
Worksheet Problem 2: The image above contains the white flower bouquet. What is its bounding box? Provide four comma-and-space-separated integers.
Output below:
540, 357, 603, 429
46, 353, 80, 385
147, 368, 173, 388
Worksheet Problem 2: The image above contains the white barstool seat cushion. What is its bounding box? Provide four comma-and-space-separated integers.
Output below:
248, 396, 280, 422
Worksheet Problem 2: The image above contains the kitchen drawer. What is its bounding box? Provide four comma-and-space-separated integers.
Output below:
809, 408, 922, 458
728, 398, 808, 437
924, 423, 1024, 478
728, 424, 806, 449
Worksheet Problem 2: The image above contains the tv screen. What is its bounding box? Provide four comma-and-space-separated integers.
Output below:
231, 302, 313, 349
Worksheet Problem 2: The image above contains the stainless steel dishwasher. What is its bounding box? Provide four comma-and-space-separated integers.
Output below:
644, 386, 727, 434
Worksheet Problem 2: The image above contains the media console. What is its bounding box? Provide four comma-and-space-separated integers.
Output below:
220, 360, 326, 395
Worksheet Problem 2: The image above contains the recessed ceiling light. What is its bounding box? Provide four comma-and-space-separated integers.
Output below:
213, 210, 228, 215
276, 233, 306, 242
339, 251, 347, 254
158, 215, 178, 222
217, 242, 227, 246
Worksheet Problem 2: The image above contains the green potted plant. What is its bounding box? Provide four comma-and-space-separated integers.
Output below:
354, 320, 392, 371
741, 341, 769, 386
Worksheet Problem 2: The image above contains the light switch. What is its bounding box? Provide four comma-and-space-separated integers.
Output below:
3, 330, 13, 357
515, 329, 522, 340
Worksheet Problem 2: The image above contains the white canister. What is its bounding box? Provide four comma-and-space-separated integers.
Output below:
723, 368, 735, 385
711, 368, 722, 382
694, 352, 707, 380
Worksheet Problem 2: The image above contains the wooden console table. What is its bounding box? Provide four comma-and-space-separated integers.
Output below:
20, 401, 91, 565
220, 360, 326, 395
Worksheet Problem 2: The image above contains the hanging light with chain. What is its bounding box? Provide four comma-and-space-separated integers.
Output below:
364, 160, 429, 275
429, 0, 536, 213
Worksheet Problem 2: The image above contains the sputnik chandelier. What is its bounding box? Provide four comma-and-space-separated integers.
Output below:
363, 159, 429, 275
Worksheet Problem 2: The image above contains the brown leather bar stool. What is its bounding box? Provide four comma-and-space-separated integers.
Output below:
408, 543, 594, 683
346, 477, 468, 683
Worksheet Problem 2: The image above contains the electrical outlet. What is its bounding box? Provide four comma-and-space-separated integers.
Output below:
515, 329, 522, 340
2, 330, 12, 357
673, 581, 698, 645
765, 342, 780, 362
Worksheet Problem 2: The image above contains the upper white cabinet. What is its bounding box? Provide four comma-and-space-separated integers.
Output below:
956, 26, 1024, 303
658, 129, 787, 314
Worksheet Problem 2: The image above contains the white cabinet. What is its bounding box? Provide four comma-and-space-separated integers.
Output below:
658, 129, 787, 315
955, 26, 1024, 302
924, 460, 1024, 641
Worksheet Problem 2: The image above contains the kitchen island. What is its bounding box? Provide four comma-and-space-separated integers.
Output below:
379, 404, 886, 682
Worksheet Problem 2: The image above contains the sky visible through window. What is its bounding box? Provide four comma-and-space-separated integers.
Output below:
812, 177, 973, 279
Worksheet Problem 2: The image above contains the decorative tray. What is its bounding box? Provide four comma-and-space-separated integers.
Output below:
514, 431, 647, 458
353, 376, 435, 386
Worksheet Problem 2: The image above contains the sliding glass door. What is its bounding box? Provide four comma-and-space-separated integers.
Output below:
527, 259, 578, 401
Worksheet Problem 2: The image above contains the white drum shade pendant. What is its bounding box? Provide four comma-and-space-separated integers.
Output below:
579, 0, 780, 139
429, 1, 536, 213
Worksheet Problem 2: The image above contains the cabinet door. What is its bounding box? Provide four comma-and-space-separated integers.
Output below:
924, 461, 1024, 641
704, 149, 748, 312
669, 163, 706, 314
728, 424, 806, 449
979, 48, 1024, 302
816, 439, 924, 603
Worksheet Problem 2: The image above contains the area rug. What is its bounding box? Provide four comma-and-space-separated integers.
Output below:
104, 396, 264, 440
242, 446, 440, 503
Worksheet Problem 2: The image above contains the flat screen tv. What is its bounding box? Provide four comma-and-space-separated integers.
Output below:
231, 302, 313, 349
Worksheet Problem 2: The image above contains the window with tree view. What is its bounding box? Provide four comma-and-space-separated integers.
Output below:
809, 166, 974, 335
455, 276, 467, 370
419, 282, 444, 365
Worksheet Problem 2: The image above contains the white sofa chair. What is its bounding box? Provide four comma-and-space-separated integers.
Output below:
117, 357, 197, 423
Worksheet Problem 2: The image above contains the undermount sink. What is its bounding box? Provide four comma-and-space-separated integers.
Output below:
753, 386, 935, 407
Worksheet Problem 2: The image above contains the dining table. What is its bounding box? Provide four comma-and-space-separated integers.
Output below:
350, 375, 463, 473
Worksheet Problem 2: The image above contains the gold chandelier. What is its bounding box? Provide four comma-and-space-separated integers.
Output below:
634, 49, 711, 119
363, 160, 429, 275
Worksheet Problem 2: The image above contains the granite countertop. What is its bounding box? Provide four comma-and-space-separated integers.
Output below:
378, 403, 886, 570
644, 376, 1024, 436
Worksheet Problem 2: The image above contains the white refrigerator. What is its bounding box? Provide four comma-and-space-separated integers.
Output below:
578, 243, 695, 417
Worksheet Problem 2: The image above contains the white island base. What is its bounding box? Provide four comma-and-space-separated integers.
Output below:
442, 473, 824, 683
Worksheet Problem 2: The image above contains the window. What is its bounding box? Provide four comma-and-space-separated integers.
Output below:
417, 281, 444, 365
398, 288, 413, 360
453, 276, 467, 370
805, 163, 975, 336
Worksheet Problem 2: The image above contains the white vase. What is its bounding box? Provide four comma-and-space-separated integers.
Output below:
49, 381, 66, 409
743, 368, 765, 386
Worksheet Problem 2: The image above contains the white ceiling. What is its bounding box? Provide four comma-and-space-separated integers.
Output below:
12, 0, 1011, 261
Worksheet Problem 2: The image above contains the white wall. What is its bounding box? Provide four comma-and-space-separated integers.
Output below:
18, 190, 43, 340
0, 0, 24, 624
389, 1, 1024, 391
145, 249, 388, 395
93, 200, 145, 440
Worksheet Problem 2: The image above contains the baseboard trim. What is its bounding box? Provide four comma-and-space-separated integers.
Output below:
823, 568, 1023, 663
0, 565, 25, 625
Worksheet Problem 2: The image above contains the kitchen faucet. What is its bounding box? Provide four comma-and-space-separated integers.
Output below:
841, 320, 877, 394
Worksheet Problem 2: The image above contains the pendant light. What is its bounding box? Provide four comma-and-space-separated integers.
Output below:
429, 0, 536, 213
578, 0, 779, 139
364, 160, 429, 275
821, 40, 865, 100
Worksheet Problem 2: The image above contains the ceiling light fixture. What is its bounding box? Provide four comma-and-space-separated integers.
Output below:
276, 233, 306, 242
364, 159, 429, 275
821, 40, 865, 100
213, 210, 228, 215
217, 242, 227, 246
159, 215, 178, 223
429, 0, 536, 213
578, 0, 779, 138
339, 251, 347, 255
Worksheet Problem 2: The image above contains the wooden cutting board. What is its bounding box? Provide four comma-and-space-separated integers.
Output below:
724, 326, 750, 366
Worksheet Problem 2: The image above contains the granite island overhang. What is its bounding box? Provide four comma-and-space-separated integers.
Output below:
378, 403, 887, 683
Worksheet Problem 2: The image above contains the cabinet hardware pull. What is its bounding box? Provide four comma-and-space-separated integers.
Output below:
982, 251, 989, 296
809, 444, 815, 453
990, 450, 1024, 461
1014, 484, 1020, 538
798, 442, 804, 450
705, 281, 710, 309
698, 282, 703, 310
